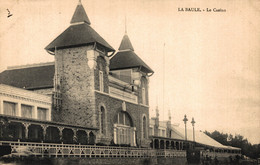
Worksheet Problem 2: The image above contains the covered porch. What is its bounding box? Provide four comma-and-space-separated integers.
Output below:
0, 115, 98, 145
149, 136, 194, 151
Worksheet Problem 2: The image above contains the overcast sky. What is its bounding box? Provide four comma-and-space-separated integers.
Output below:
0, 0, 259, 144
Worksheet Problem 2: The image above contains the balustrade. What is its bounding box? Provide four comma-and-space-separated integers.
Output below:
0, 140, 186, 158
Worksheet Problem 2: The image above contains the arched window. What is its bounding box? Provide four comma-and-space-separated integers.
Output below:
143, 116, 147, 138
100, 106, 105, 135
113, 111, 135, 146
114, 111, 133, 127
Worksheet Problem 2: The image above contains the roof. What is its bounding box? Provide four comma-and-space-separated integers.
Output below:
0, 61, 147, 90
45, 2, 114, 53
45, 23, 114, 53
0, 63, 54, 89
118, 34, 134, 51
172, 126, 240, 150
110, 33, 153, 73
70, 1, 91, 25
110, 50, 154, 73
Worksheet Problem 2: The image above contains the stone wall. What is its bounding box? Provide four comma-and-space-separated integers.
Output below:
1, 156, 257, 165
54, 157, 158, 165
157, 157, 187, 165
53, 46, 97, 128
95, 92, 150, 147
0, 157, 189, 165
52, 45, 151, 147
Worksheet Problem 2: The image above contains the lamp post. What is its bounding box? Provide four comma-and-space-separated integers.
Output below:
183, 115, 188, 141
191, 117, 196, 142
183, 115, 188, 150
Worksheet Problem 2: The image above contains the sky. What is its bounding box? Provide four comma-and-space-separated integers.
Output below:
0, 0, 259, 144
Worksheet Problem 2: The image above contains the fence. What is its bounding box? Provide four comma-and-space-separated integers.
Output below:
0, 140, 186, 158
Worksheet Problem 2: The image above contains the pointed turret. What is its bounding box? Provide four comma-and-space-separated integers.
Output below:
110, 32, 153, 74
118, 34, 134, 51
44, 0, 115, 128
70, 0, 91, 24
45, 0, 114, 53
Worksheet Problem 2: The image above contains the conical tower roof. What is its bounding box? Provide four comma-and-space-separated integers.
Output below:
118, 34, 134, 51
110, 33, 153, 74
70, 0, 91, 24
45, 1, 114, 53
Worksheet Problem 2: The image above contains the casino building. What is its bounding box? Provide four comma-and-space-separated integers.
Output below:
0, 1, 240, 161
0, 0, 152, 148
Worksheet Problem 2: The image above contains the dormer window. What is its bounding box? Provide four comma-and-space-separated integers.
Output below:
99, 71, 104, 92
110, 69, 132, 84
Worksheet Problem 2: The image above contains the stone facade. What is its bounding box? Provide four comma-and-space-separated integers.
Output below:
44, 1, 153, 147
52, 46, 97, 128
95, 92, 150, 146
51, 44, 151, 146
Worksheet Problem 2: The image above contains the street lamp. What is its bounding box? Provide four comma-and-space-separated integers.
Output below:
183, 115, 188, 141
191, 117, 196, 142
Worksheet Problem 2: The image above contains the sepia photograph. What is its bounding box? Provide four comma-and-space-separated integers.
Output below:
0, 0, 259, 164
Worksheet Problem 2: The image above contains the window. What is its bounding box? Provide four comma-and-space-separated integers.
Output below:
114, 112, 135, 146
21, 104, 33, 118
100, 106, 105, 134
111, 70, 132, 83
142, 87, 146, 104
116, 112, 132, 126
158, 129, 162, 136
149, 127, 153, 136
99, 71, 104, 92
37, 107, 48, 120
162, 130, 166, 137
3, 101, 16, 116
143, 116, 147, 138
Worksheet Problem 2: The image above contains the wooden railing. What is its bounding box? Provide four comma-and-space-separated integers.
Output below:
0, 141, 186, 158
204, 151, 240, 158
156, 149, 186, 157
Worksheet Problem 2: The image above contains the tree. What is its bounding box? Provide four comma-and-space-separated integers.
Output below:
204, 130, 260, 159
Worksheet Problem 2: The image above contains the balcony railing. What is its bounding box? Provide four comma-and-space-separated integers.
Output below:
0, 140, 186, 158
109, 87, 138, 104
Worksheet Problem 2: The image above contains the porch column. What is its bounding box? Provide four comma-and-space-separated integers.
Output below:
41, 125, 47, 140
0, 98, 3, 114
22, 123, 30, 139
133, 127, 136, 146
118, 127, 121, 144
85, 130, 89, 136
58, 127, 64, 141
85, 130, 89, 144
113, 127, 117, 144
153, 139, 155, 149
73, 129, 77, 143
164, 140, 166, 149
